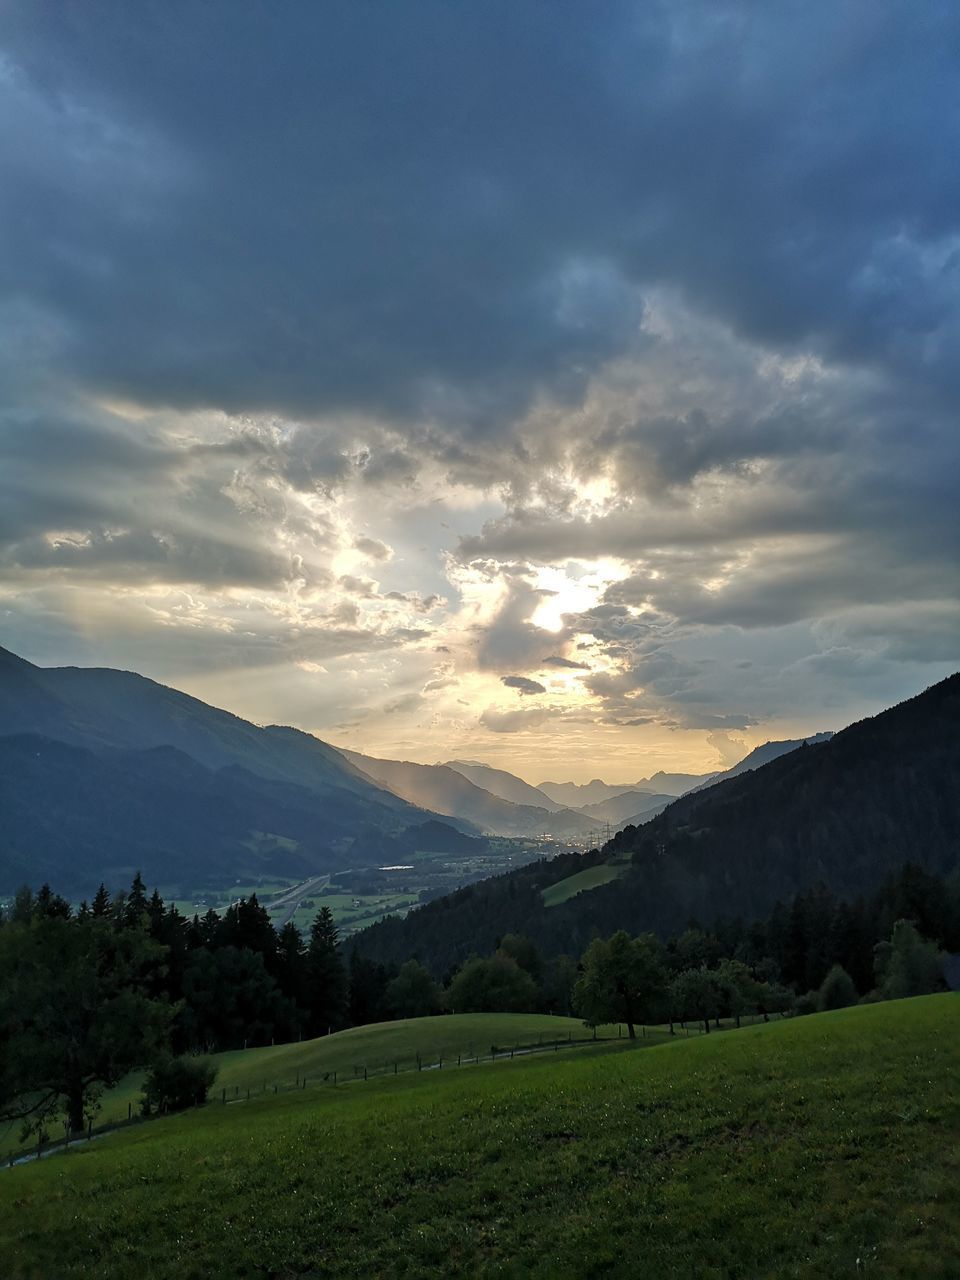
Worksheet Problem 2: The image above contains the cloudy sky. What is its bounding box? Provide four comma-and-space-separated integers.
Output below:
1, 3, 957, 783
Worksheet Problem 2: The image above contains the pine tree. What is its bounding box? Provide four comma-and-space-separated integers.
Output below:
123, 872, 149, 928
305, 907, 347, 1035
91, 884, 112, 918
276, 921, 307, 1010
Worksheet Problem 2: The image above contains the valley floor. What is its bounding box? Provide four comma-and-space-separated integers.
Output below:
1, 996, 958, 1278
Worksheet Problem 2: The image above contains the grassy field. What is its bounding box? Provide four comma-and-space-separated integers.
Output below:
2, 995, 957, 1277
542, 861, 627, 906
0, 1012, 640, 1157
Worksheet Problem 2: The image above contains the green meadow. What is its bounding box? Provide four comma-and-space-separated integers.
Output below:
541, 861, 627, 906
0, 1012, 640, 1158
2, 996, 957, 1278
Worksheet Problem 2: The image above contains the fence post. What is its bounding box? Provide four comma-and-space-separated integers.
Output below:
87, 1118, 93, 1141
235, 1086, 239, 1098
333, 1071, 337, 1085
128, 1102, 132, 1120
246, 1088, 250, 1101
364, 1067, 367, 1082
394, 1062, 398, 1075
457, 1054, 461, 1066
618, 1024, 622, 1039
303, 1077, 307, 1089
221, 1088, 226, 1105
274, 1085, 278, 1095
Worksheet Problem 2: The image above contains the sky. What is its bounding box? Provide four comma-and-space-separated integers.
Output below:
1, 2, 957, 784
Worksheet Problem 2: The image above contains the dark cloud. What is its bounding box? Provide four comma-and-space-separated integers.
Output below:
541, 656, 589, 670
501, 675, 547, 696
3, 3, 960, 426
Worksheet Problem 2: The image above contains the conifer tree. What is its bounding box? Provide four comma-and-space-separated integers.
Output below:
91, 883, 112, 918
123, 872, 149, 928
306, 906, 347, 1035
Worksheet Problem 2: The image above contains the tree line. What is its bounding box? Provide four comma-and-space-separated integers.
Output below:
3, 861, 953, 1140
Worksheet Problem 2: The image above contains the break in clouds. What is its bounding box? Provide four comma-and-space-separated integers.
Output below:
0, 2, 957, 777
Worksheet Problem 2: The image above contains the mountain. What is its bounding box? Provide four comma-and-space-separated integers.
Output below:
441, 760, 566, 812
575, 790, 676, 826
353, 675, 960, 974
688, 733, 834, 791
639, 770, 719, 796
537, 778, 643, 807
340, 749, 596, 838
0, 645, 469, 893
537, 771, 715, 807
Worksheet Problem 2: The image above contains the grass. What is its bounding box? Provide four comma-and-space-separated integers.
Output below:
541, 860, 627, 906
2, 995, 957, 1277
0, 1012, 638, 1157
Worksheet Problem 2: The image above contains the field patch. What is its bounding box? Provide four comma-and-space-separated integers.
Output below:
542, 861, 627, 907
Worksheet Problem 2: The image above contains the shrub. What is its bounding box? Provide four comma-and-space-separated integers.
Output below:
141, 1055, 218, 1116
793, 991, 819, 1016
817, 964, 858, 1012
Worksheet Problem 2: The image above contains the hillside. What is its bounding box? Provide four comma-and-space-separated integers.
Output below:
0, 646, 467, 893
576, 790, 675, 826
2, 997, 957, 1277
687, 731, 834, 790
442, 760, 566, 812
355, 675, 960, 970
340, 749, 595, 838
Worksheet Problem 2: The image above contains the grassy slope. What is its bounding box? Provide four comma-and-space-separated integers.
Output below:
0, 1013, 637, 1156
542, 861, 626, 906
2, 996, 958, 1278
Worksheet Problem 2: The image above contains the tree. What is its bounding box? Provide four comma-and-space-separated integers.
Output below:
715, 958, 758, 1028
573, 932, 666, 1039
140, 1055, 218, 1116
181, 946, 291, 1051
276, 921, 307, 1009
306, 907, 347, 1035
670, 966, 721, 1034
90, 883, 112, 919
387, 959, 440, 1019
218, 896, 278, 971
496, 934, 544, 986
447, 954, 539, 1014
875, 919, 944, 1000
0, 916, 173, 1135
817, 963, 858, 1011
347, 950, 392, 1026
122, 872, 149, 929
544, 954, 578, 1016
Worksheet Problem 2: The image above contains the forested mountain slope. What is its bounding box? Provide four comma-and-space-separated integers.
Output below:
354, 675, 960, 973
0, 646, 465, 892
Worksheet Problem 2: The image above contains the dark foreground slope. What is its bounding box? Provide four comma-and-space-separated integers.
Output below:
1, 996, 957, 1278
356, 675, 960, 969
0, 646, 462, 892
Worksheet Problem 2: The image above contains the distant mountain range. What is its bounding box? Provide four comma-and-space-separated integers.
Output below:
340, 750, 596, 838
0, 646, 465, 893
0, 641, 847, 902
537, 772, 715, 807
354, 674, 960, 974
